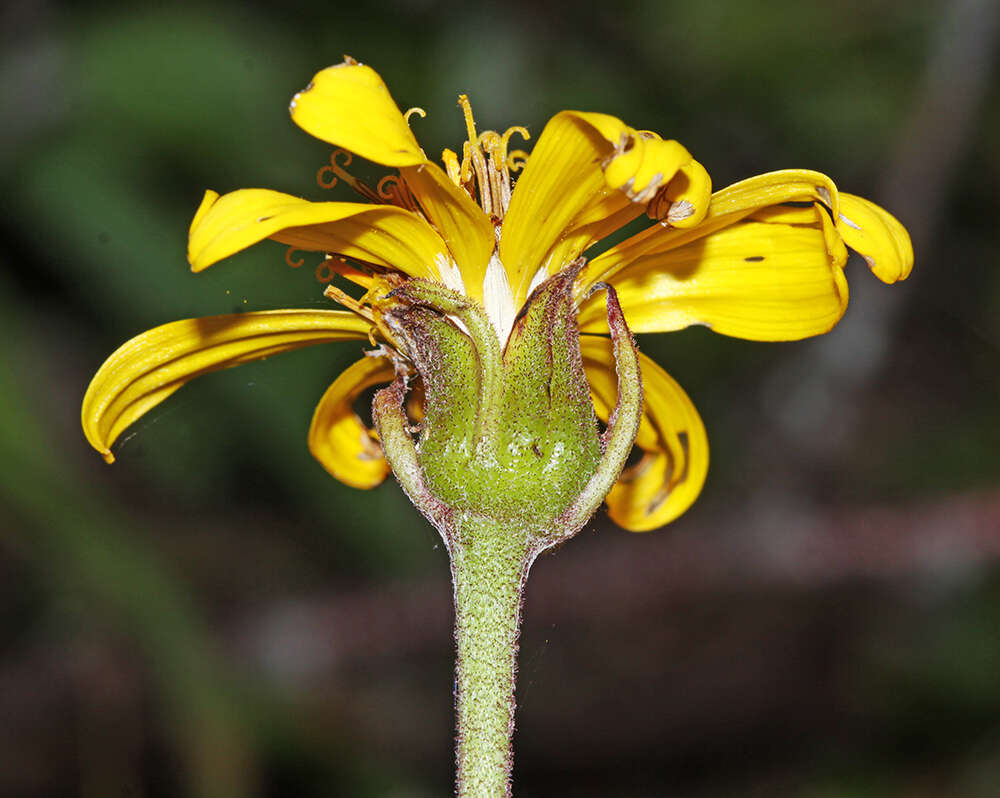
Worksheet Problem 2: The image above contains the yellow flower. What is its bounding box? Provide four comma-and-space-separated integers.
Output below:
81, 58, 913, 532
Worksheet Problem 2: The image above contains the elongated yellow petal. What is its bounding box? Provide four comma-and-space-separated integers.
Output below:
500, 112, 610, 298
400, 162, 495, 300
578, 208, 850, 341
708, 168, 842, 219
308, 356, 395, 489
541, 189, 645, 290
188, 188, 449, 281
836, 193, 914, 283
82, 310, 372, 463
289, 61, 425, 167
585, 169, 841, 288
581, 337, 708, 531
500, 111, 710, 304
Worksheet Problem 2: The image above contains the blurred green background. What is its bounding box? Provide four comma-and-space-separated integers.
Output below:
2, 0, 999, 795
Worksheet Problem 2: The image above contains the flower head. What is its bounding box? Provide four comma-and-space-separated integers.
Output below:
82, 58, 912, 532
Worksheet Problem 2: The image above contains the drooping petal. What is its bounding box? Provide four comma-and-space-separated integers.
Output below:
584, 169, 842, 288
82, 310, 372, 463
289, 61, 425, 167
577, 205, 850, 341
400, 162, 495, 300
836, 193, 914, 283
308, 356, 395, 489
500, 111, 710, 304
580, 336, 708, 531
188, 188, 450, 281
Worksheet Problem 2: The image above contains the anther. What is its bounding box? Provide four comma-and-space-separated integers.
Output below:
458, 94, 478, 144
459, 141, 475, 185
323, 283, 376, 322
285, 247, 305, 268
441, 149, 462, 186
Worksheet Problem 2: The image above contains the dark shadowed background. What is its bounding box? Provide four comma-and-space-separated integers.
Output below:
2, 0, 999, 795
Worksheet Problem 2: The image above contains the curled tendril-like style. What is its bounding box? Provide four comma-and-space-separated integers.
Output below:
376, 174, 404, 200
316, 149, 382, 203
507, 149, 529, 172
404, 106, 427, 124
315, 260, 336, 284
500, 125, 530, 157
478, 130, 501, 151
376, 174, 419, 212
316, 166, 339, 189
285, 247, 306, 268
316, 149, 354, 189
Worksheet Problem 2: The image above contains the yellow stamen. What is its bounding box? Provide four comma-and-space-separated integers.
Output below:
456, 94, 494, 215
323, 283, 375, 321
458, 94, 478, 143
459, 140, 475, 186
442, 148, 462, 186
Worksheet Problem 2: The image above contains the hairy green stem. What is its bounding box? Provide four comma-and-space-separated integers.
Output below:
450, 517, 536, 798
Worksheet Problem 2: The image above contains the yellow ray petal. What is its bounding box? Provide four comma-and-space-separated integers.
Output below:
541, 189, 645, 288
500, 112, 612, 298
82, 310, 372, 463
308, 356, 395, 489
647, 159, 713, 227
603, 135, 695, 207
585, 169, 842, 289
188, 188, 449, 281
578, 208, 850, 341
400, 162, 495, 301
836, 193, 914, 283
500, 111, 710, 304
581, 337, 708, 531
289, 61, 425, 167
